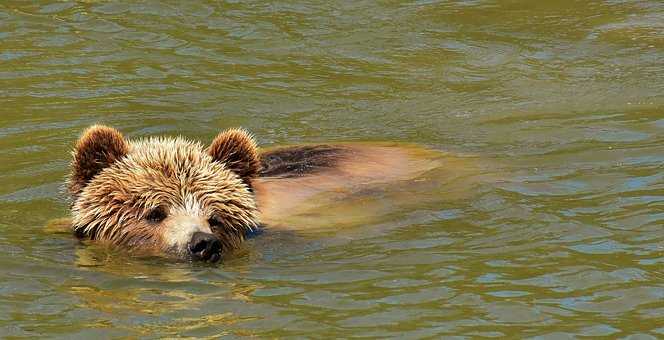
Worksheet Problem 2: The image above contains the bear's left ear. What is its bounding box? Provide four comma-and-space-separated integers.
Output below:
68, 125, 129, 199
207, 128, 261, 184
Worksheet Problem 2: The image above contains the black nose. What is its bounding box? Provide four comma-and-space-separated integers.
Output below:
188, 232, 222, 262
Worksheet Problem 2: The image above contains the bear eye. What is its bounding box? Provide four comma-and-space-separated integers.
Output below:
145, 207, 167, 223
208, 215, 224, 230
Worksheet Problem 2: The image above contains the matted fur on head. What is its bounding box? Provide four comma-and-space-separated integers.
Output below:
68, 125, 261, 261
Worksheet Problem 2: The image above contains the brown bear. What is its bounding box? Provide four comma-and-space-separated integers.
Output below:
67, 125, 461, 262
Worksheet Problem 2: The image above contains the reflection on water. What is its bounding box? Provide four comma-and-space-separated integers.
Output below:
0, 0, 663, 337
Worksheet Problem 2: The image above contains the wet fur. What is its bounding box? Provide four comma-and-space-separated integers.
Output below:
69, 126, 260, 259
67, 126, 444, 260
259, 145, 346, 178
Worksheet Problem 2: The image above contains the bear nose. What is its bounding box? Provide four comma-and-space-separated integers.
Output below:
188, 232, 222, 262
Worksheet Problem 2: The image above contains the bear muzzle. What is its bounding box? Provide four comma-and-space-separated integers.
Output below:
188, 231, 222, 262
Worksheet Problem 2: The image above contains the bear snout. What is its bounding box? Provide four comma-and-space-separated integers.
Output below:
188, 232, 222, 262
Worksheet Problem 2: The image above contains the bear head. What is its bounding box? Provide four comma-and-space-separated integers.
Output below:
67, 125, 261, 262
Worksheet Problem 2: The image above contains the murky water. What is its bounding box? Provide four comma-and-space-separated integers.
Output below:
1, 0, 663, 338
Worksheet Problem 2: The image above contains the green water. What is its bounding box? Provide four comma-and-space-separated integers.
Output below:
1, 0, 663, 338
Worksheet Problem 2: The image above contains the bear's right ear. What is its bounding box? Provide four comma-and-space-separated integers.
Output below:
207, 128, 261, 185
68, 125, 129, 198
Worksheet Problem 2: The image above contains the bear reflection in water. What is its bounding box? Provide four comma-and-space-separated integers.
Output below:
59, 125, 491, 263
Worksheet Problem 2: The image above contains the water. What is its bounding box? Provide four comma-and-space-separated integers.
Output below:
1, 0, 663, 337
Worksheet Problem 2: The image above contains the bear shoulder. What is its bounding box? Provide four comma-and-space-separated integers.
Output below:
253, 143, 446, 229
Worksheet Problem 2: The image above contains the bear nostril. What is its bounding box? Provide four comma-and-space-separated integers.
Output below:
189, 238, 207, 254
188, 232, 222, 262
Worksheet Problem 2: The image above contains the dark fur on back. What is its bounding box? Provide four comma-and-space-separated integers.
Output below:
260, 145, 347, 178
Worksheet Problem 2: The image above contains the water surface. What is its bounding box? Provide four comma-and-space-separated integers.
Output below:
1, 0, 663, 338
